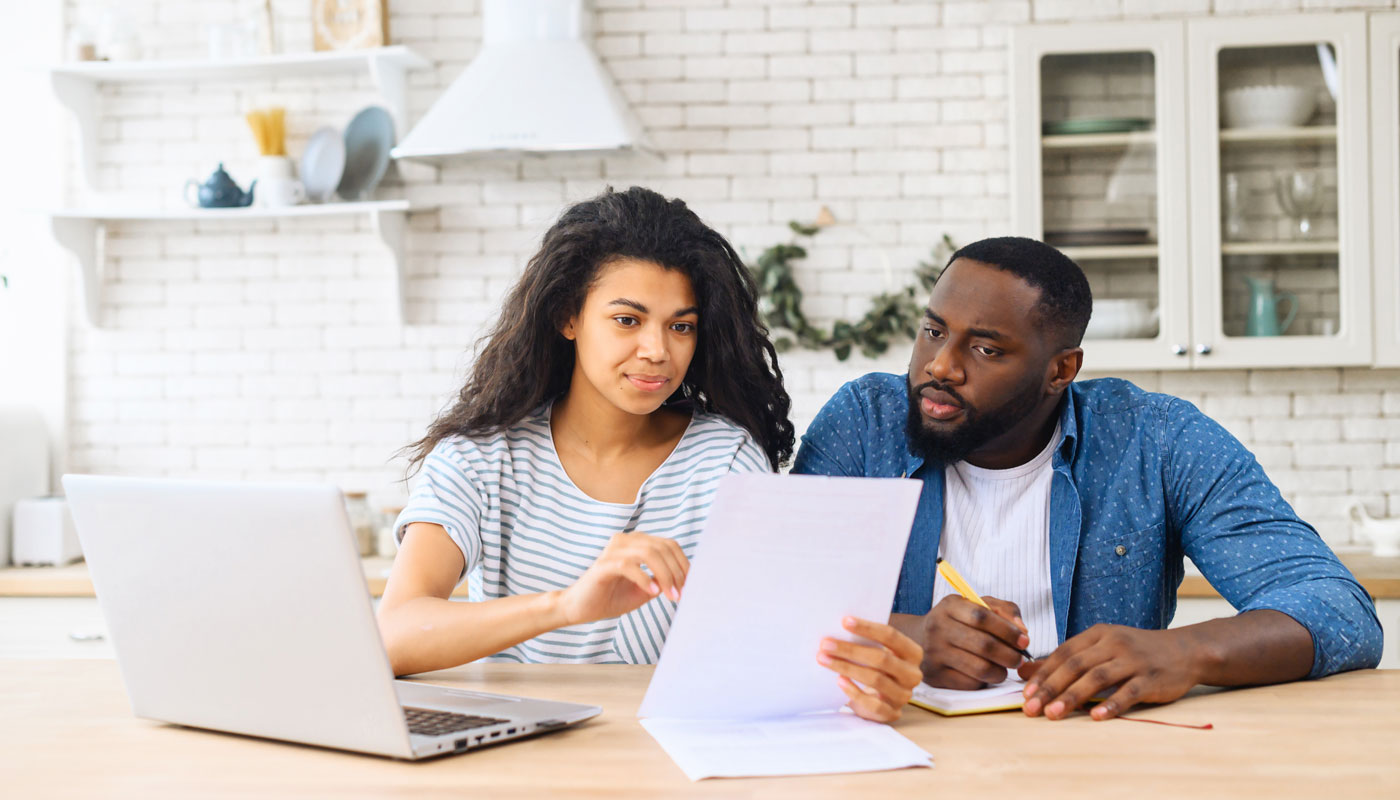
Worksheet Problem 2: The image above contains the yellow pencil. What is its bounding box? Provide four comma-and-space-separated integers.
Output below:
935, 557, 1035, 662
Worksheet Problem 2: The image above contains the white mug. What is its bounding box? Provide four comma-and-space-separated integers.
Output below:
255, 156, 306, 208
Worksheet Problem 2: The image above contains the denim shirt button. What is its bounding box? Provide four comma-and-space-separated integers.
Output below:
1115, 545, 1128, 556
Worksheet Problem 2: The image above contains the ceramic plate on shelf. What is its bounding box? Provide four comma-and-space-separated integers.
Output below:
1042, 117, 1152, 136
300, 126, 345, 203
337, 106, 395, 201
1043, 228, 1152, 247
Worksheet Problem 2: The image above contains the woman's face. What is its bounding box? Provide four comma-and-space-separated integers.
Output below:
562, 258, 700, 417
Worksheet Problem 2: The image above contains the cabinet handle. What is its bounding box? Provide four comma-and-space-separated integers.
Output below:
68, 630, 106, 642
1195, 343, 1213, 355
1171, 344, 1187, 356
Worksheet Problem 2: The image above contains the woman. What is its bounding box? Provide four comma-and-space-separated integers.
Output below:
378, 187, 922, 721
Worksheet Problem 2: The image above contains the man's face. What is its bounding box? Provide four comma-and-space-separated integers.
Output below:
906, 258, 1052, 465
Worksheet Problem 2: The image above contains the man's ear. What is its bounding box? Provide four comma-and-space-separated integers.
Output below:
1046, 348, 1083, 394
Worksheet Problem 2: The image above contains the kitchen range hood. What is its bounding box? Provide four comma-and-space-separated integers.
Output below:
391, 0, 652, 160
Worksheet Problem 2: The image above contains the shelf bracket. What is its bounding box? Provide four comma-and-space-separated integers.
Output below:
50, 74, 99, 199
370, 208, 408, 323
49, 217, 104, 327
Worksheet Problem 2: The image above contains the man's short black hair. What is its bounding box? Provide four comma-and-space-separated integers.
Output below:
943, 236, 1093, 349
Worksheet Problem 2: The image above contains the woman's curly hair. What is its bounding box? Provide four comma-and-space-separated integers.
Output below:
404, 186, 795, 471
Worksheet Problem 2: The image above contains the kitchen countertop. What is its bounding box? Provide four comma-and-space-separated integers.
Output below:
1, 552, 1397, 599
0, 556, 470, 599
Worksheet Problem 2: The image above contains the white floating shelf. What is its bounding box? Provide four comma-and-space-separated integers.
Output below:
49, 201, 425, 327
1218, 125, 1338, 144
47, 46, 428, 83
1057, 244, 1160, 261
1041, 131, 1158, 150
1221, 240, 1340, 256
47, 46, 430, 195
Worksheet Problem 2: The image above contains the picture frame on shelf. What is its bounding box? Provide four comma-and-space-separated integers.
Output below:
312, 0, 390, 51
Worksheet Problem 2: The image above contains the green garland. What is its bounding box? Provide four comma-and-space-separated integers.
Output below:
751, 222, 957, 361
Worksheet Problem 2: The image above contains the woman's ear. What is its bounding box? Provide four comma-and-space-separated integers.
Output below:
560, 316, 577, 341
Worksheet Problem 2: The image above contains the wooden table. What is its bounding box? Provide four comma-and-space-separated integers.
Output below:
2, 660, 1396, 799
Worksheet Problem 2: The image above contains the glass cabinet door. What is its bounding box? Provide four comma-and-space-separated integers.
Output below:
1011, 22, 1190, 371
1187, 14, 1371, 367
1371, 13, 1400, 367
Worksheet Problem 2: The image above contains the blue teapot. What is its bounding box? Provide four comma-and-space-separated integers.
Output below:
184, 163, 256, 208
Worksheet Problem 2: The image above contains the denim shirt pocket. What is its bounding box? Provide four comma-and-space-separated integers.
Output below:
1076, 522, 1164, 579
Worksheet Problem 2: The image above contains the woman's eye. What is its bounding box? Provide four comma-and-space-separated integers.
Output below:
672, 322, 696, 334
614, 316, 639, 327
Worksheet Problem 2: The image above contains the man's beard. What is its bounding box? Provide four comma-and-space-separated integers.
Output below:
905, 377, 1042, 466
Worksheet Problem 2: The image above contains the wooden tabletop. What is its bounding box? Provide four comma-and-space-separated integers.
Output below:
3, 551, 1396, 599
1, 660, 1396, 799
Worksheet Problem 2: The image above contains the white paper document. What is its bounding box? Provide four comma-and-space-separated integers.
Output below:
640, 713, 934, 781
637, 473, 933, 780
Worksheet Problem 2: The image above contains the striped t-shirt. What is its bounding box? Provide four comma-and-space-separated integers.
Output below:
394, 404, 771, 664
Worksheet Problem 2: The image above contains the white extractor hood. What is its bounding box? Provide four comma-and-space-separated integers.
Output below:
391, 0, 652, 160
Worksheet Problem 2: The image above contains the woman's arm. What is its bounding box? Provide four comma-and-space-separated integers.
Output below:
376, 522, 689, 675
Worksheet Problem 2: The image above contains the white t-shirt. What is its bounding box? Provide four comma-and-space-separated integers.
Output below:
931, 423, 1062, 658
394, 404, 771, 665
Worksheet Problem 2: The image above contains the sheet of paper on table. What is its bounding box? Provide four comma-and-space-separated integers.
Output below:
637, 473, 933, 781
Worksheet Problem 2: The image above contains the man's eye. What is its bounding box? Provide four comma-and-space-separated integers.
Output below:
975, 346, 1000, 357
923, 326, 944, 340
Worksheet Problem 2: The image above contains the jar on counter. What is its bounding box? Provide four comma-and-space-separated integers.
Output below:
376, 506, 405, 558
343, 491, 376, 557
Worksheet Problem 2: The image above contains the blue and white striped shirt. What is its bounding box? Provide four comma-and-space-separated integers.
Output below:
395, 405, 772, 664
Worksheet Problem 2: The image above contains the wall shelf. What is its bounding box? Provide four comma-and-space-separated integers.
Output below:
1220, 240, 1340, 255
47, 46, 429, 195
48, 201, 426, 327
1058, 244, 1160, 260
1218, 125, 1338, 144
1041, 131, 1158, 150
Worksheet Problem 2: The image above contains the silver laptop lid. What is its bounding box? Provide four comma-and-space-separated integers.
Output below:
63, 474, 414, 758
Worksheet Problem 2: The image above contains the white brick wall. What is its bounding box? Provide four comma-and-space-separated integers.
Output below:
56, 0, 1400, 543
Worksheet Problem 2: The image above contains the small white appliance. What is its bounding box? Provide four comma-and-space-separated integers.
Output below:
11, 497, 81, 565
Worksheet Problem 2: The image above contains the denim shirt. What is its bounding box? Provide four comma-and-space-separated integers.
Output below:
792, 372, 1382, 678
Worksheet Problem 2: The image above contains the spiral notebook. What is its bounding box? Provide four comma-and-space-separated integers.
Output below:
909, 679, 1027, 716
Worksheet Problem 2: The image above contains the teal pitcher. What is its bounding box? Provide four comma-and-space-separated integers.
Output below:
1242, 276, 1297, 337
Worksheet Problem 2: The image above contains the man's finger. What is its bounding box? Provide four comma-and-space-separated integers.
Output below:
945, 597, 1026, 646
1091, 677, 1147, 720
983, 596, 1026, 633
1023, 642, 1113, 717
1040, 658, 1129, 720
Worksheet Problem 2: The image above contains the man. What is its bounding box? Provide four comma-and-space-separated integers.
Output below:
793, 236, 1381, 721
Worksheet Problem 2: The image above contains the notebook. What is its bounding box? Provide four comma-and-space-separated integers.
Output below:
909, 678, 1027, 716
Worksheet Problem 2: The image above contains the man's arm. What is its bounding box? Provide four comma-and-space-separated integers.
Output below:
1021, 398, 1379, 721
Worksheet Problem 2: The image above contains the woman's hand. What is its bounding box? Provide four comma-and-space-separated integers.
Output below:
818, 617, 925, 722
557, 531, 689, 626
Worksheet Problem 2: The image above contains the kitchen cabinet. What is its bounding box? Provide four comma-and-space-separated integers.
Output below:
1011, 14, 1374, 370
1370, 13, 1400, 367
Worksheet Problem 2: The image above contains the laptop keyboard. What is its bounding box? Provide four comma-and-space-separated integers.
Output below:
403, 706, 510, 737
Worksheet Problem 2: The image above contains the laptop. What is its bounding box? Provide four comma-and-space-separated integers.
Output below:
62, 474, 601, 760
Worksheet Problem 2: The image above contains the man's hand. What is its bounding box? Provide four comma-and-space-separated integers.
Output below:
917, 595, 1029, 689
1018, 624, 1201, 721
817, 616, 924, 722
